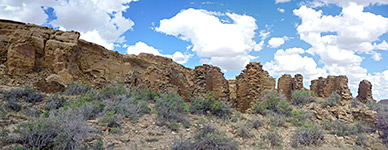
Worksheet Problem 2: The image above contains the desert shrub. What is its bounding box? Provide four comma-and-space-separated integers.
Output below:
141, 89, 161, 102
99, 111, 118, 127
248, 118, 264, 129
13, 108, 91, 150
155, 93, 188, 128
169, 122, 180, 132
291, 122, 324, 148
2, 86, 44, 104
189, 94, 233, 119
328, 120, 368, 136
367, 100, 381, 112
171, 124, 238, 150
45, 94, 66, 111
355, 133, 368, 147
252, 90, 292, 116
376, 107, 388, 144
95, 84, 126, 100
291, 90, 316, 105
262, 128, 282, 148
68, 100, 105, 120
322, 92, 341, 108
64, 82, 91, 95
269, 112, 286, 127
236, 122, 252, 138
4, 97, 21, 112
290, 109, 313, 127
103, 94, 150, 122
231, 111, 244, 122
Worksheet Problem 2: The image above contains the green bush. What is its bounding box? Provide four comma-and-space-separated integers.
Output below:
291, 90, 315, 105
64, 82, 91, 96
328, 120, 369, 136
263, 128, 282, 148
236, 122, 252, 138
291, 122, 324, 148
13, 108, 91, 149
269, 112, 286, 127
290, 109, 313, 127
252, 90, 292, 116
189, 94, 233, 119
45, 94, 66, 111
2, 86, 44, 104
103, 94, 151, 122
376, 106, 388, 144
322, 92, 341, 108
155, 93, 188, 127
95, 84, 127, 100
171, 124, 238, 150
355, 133, 368, 147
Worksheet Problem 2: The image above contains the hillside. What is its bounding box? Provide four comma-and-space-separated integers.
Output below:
0, 20, 387, 150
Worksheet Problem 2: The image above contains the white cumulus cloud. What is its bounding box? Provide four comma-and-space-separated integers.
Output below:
277, 8, 285, 13
310, 0, 388, 7
155, 8, 260, 70
264, 48, 327, 81
275, 0, 291, 4
268, 36, 289, 48
127, 41, 192, 64
293, 2, 388, 99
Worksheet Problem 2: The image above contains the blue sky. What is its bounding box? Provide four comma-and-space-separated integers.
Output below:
1, 0, 388, 100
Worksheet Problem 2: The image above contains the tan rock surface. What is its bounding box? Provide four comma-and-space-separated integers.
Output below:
235, 62, 275, 112
356, 79, 374, 103
310, 75, 352, 101
193, 64, 229, 101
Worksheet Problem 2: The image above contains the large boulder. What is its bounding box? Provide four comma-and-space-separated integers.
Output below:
310, 75, 352, 101
356, 79, 374, 103
235, 62, 276, 112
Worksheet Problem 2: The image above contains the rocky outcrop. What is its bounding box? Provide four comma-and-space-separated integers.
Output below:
277, 74, 305, 100
0, 20, 225, 101
193, 64, 229, 101
356, 80, 374, 103
310, 75, 352, 101
235, 62, 276, 112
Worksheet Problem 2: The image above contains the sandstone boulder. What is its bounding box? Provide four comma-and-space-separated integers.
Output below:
235, 62, 275, 112
310, 75, 352, 101
356, 79, 374, 103
277, 74, 305, 100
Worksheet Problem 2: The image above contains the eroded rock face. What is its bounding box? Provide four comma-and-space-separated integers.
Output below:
235, 62, 276, 112
193, 64, 229, 101
310, 75, 352, 101
0, 20, 227, 102
356, 80, 374, 103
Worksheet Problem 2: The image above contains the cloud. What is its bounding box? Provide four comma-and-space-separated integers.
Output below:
264, 48, 327, 81
268, 36, 289, 48
156, 8, 260, 70
0, 0, 137, 50
309, 0, 388, 7
127, 41, 192, 64
293, 2, 388, 99
374, 40, 388, 50
0, 0, 53, 24
275, 0, 291, 4
277, 8, 285, 13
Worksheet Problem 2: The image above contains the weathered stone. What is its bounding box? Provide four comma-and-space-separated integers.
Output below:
34, 79, 65, 93
310, 75, 352, 101
7, 41, 35, 75
193, 64, 229, 101
235, 62, 275, 112
277, 74, 305, 100
356, 79, 374, 103
228, 79, 237, 105
277, 74, 293, 100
